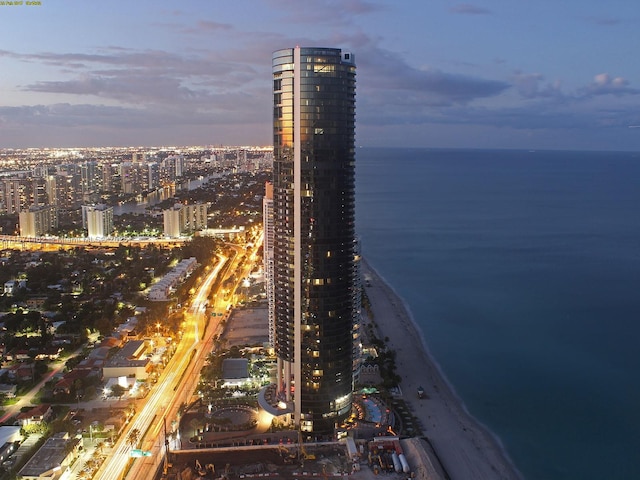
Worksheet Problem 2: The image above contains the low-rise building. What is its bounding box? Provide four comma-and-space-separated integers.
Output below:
221, 358, 250, 387
102, 340, 151, 380
18, 432, 81, 480
4, 280, 27, 296
0, 384, 17, 398
147, 257, 198, 301
16, 404, 53, 427
52, 369, 94, 397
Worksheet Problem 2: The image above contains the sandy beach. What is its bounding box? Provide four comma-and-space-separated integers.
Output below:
362, 259, 523, 480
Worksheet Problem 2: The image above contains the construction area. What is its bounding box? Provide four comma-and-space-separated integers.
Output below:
161, 436, 447, 480
160, 303, 449, 480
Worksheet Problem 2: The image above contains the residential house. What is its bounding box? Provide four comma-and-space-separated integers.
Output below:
16, 404, 53, 427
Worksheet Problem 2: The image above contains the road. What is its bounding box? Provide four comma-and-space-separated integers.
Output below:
0, 234, 187, 249
0, 346, 84, 424
93, 234, 263, 480
92, 254, 229, 480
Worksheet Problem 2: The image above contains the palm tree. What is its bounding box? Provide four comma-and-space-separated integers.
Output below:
127, 428, 140, 449
189, 417, 204, 436
94, 441, 104, 456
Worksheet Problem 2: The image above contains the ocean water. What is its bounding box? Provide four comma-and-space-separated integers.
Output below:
355, 148, 640, 480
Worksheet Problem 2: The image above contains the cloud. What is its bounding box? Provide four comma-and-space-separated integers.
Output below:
266, 0, 381, 24
354, 42, 509, 105
1, 48, 257, 80
0, 104, 144, 128
0, 103, 270, 148
582, 73, 639, 96
449, 4, 492, 15
508, 70, 640, 102
179, 20, 234, 34
2, 30, 514, 148
5, 21, 640, 150
319, 32, 509, 105
511, 72, 563, 99
24, 75, 214, 106
584, 16, 621, 26
357, 64, 640, 135
7, 46, 264, 113
0, 100, 268, 130
359, 96, 640, 133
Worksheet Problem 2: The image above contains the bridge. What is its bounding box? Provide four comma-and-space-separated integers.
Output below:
0, 234, 188, 250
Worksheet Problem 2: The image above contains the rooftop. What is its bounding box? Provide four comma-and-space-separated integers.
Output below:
18, 434, 79, 478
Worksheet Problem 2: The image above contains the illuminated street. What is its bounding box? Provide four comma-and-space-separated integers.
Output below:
92, 254, 228, 480
91, 234, 263, 480
0, 234, 187, 250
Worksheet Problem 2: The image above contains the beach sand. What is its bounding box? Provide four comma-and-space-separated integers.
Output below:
362, 259, 523, 480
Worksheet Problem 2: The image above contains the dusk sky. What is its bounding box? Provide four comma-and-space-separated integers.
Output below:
1, 0, 639, 151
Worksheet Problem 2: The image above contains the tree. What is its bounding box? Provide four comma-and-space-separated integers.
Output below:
111, 384, 126, 399
190, 417, 205, 436
180, 237, 218, 265
127, 428, 140, 448
84, 385, 97, 400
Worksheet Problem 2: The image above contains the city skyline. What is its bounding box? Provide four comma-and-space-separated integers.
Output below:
1, 0, 640, 151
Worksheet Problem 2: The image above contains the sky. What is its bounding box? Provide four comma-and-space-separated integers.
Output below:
1, 0, 639, 151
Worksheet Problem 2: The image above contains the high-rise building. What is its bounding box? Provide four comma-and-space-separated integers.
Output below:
148, 162, 160, 190
272, 47, 356, 434
181, 203, 207, 233
19, 205, 58, 237
81, 161, 98, 194
83, 204, 114, 238
2, 179, 28, 214
120, 162, 134, 195
53, 172, 82, 209
57, 164, 83, 207
45, 175, 57, 206
31, 177, 48, 207
163, 205, 182, 238
163, 203, 207, 237
102, 164, 118, 193
262, 182, 275, 347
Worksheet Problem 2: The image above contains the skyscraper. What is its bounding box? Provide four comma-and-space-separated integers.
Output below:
272, 47, 356, 433
83, 204, 114, 238
19, 205, 58, 237
263, 182, 275, 347
162, 203, 208, 237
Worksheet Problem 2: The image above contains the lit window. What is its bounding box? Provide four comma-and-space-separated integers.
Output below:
314, 64, 335, 73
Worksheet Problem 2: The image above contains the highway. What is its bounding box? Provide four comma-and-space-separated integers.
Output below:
92, 233, 263, 480
93, 254, 229, 480
0, 234, 187, 250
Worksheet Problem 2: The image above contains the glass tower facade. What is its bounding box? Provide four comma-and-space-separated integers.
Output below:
272, 47, 356, 433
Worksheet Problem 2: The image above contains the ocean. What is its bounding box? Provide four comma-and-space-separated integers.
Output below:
354, 148, 640, 480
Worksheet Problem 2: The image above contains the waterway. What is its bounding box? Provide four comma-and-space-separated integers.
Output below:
113, 174, 220, 215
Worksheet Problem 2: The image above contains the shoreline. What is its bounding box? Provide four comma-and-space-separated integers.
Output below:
362, 258, 523, 480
